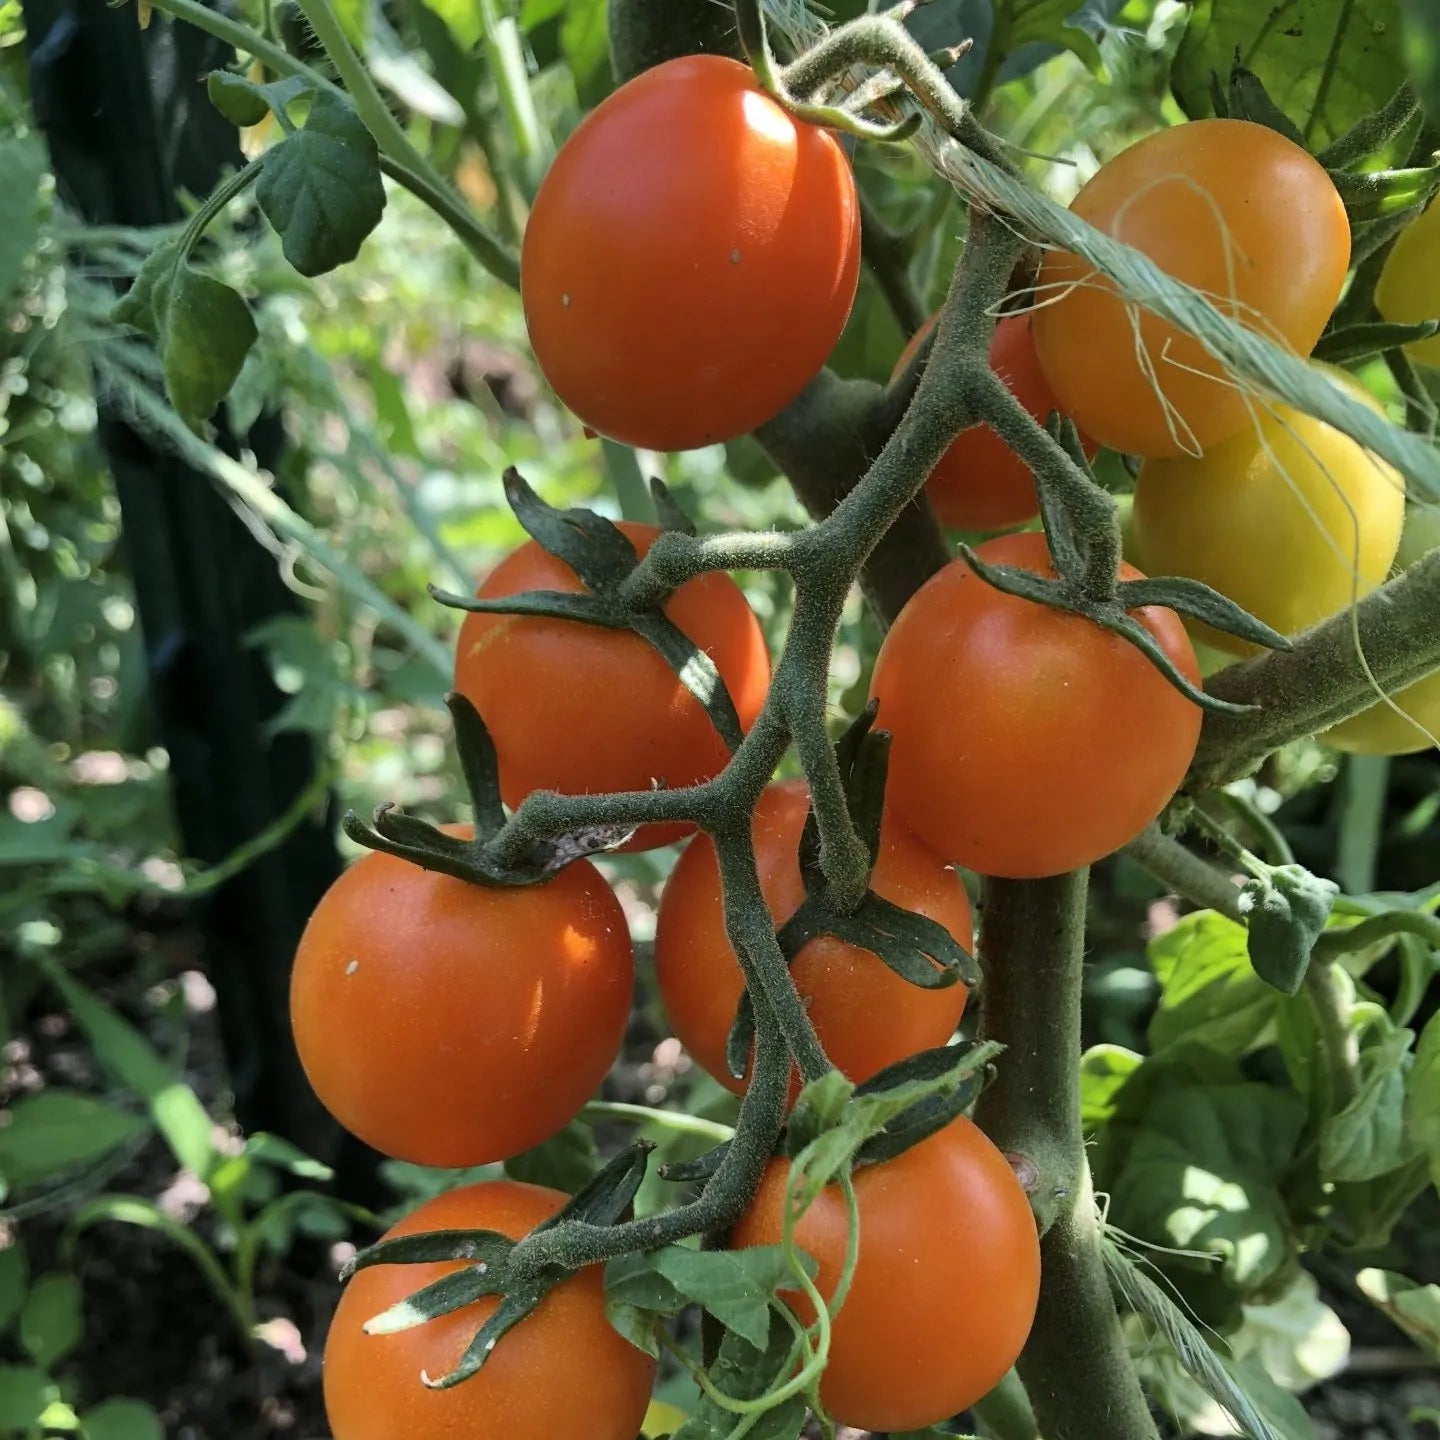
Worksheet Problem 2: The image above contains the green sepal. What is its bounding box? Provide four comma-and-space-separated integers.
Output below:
1332, 164, 1440, 223
343, 1228, 516, 1279
1314, 319, 1440, 365
658, 1140, 731, 1184
853, 1043, 990, 1167
650, 476, 697, 536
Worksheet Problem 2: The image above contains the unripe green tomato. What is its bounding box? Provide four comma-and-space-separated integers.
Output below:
1132, 371, 1405, 655
1323, 505, 1440, 755
1375, 197, 1440, 368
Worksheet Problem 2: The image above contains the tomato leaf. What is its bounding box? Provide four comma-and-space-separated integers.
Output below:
1079, 1044, 1144, 1129
561, 0, 612, 109
0, 1242, 29, 1334
1147, 910, 1280, 1056
1242, 865, 1340, 997
653, 1245, 813, 1350
18, 1274, 82, 1369
256, 91, 386, 277
111, 238, 183, 340
989, 0, 1104, 76
1321, 1023, 1418, 1182
1356, 1268, 1440, 1356
0, 128, 47, 303
0, 1367, 56, 1433
0, 1092, 145, 1196
505, 1121, 600, 1194
671, 1318, 807, 1440
1403, 1011, 1440, 1190
80, 1399, 165, 1440
1173, 0, 1409, 149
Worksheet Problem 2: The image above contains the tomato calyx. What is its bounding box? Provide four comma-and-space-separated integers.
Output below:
342, 1143, 653, 1389
343, 691, 637, 885
432, 468, 748, 754
725, 705, 979, 1082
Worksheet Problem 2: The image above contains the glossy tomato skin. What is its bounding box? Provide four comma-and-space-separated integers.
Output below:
731, 1116, 1039, 1432
894, 313, 1096, 531
290, 844, 633, 1166
324, 1181, 656, 1440
1376, 197, 1440, 368
869, 532, 1202, 878
455, 522, 771, 851
654, 780, 971, 1095
1133, 381, 1405, 655
522, 54, 861, 451
1033, 118, 1349, 458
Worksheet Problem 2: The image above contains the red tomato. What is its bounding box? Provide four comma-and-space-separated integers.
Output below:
522, 55, 861, 450
290, 839, 632, 1166
869, 531, 1202, 877
324, 1181, 656, 1440
731, 1116, 1040, 1431
1032, 118, 1350, 457
653, 780, 971, 1094
893, 312, 1097, 531
454, 521, 771, 851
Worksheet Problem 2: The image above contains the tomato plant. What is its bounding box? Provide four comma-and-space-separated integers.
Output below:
893, 312, 1095, 531
1376, 196, 1440, 368
521, 54, 861, 451
454, 521, 771, 851
1032, 118, 1350, 458
869, 531, 1203, 878
290, 837, 634, 1166
1132, 376, 1405, 654
324, 1181, 656, 1440
732, 1116, 1041, 1432
653, 778, 971, 1094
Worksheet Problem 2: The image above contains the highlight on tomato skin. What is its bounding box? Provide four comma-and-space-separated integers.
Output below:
731, 1115, 1041, 1433
289, 839, 635, 1168
653, 779, 972, 1096
453, 520, 773, 852
1032, 117, 1350, 459
323, 1181, 657, 1440
520, 53, 862, 452
869, 531, 1203, 879
892, 311, 1097, 532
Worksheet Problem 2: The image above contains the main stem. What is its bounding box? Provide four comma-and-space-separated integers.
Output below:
975, 873, 1160, 1440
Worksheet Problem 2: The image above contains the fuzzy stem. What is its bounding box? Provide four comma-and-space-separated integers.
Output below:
975, 873, 1161, 1440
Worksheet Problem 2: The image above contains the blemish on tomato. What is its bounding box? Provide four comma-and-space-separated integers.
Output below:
345, 960, 360, 976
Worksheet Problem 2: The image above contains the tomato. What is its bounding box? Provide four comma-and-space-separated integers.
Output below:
653, 780, 971, 1095
290, 839, 633, 1166
521, 54, 861, 451
1032, 119, 1349, 458
869, 531, 1201, 878
1132, 375, 1406, 655
731, 1115, 1039, 1432
324, 1181, 655, 1440
1324, 508, 1440, 754
455, 522, 771, 851
893, 312, 1097, 531
1376, 196, 1440, 368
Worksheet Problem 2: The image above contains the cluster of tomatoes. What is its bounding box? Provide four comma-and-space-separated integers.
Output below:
294, 48, 1436, 1440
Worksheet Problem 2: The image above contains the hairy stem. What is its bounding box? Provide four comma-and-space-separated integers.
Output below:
975, 873, 1161, 1440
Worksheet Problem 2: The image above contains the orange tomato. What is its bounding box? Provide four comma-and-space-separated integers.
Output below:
731, 1116, 1040, 1432
290, 842, 632, 1166
1033, 119, 1349, 457
324, 1181, 655, 1440
454, 522, 771, 851
522, 54, 861, 450
870, 531, 1202, 877
653, 780, 971, 1094
893, 312, 1096, 530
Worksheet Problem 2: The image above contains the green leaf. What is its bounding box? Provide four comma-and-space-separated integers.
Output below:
111, 238, 183, 339
206, 71, 271, 127
1080, 1044, 1143, 1129
36, 959, 217, 1180
504, 1120, 598, 1193
1320, 1024, 1417, 1182
654, 1245, 812, 1350
0, 1242, 28, 1334
0, 129, 47, 302
1220, 1356, 1317, 1440
256, 91, 386, 276
560, 0, 611, 108
1356, 1267, 1440, 1356
0, 1092, 145, 1195
671, 1318, 806, 1440
1403, 0, 1440, 121
991, 0, 1103, 73
242, 1132, 333, 1181
1404, 1010, 1440, 1191
1173, 0, 1409, 149
162, 265, 259, 429
1147, 910, 1279, 1056
1243, 865, 1339, 996
19, 1273, 83, 1368
414, 0, 482, 50
0, 1367, 56, 1432
81, 1399, 165, 1440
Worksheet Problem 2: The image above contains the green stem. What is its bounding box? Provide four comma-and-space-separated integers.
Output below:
1305, 959, 1361, 1114
859, 188, 926, 336
972, 1368, 1042, 1440
974, 872, 1161, 1440
1123, 824, 1245, 923
178, 159, 264, 259
582, 1101, 735, 1142
1334, 752, 1390, 895
478, 0, 549, 191
1314, 908, 1440, 962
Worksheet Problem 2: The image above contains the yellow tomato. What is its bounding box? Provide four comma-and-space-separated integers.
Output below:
1376, 198, 1440, 368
